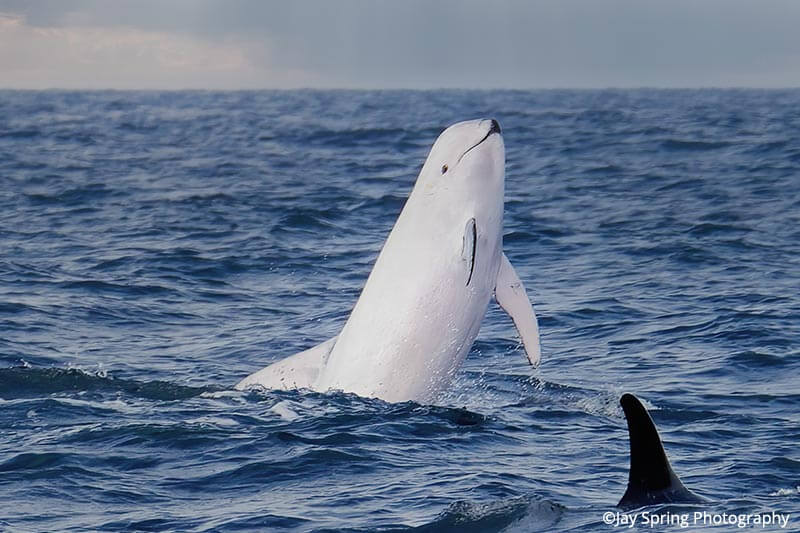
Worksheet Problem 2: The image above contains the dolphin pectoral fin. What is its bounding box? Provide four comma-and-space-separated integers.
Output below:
494, 253, 541, 366
235, 336, 337, 391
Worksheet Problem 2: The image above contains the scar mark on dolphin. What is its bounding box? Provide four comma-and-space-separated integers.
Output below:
463, 218, 477, 285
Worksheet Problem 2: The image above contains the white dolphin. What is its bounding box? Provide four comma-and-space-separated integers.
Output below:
236, 119, 540, 403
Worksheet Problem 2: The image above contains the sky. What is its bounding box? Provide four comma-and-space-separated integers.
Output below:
1, 0, 799, 90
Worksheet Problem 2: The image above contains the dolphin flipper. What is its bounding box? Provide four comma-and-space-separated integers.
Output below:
618, 393, 707, 509
235, 337, 337, 391
494, 253, 541, 366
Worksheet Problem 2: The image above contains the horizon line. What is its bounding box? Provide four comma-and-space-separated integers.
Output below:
2, 86, 800, 92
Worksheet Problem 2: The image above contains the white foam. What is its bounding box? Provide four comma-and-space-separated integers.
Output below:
769, 486, 800, 497
270, 400, 300, 422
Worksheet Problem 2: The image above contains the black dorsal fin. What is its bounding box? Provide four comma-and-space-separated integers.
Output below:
618, 393, 706, 509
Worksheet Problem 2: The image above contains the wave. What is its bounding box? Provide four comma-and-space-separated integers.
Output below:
660, 139, 732, 151
381, 497, 565, 533
0, 366, 217, 401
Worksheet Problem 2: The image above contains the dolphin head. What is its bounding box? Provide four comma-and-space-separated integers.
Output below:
411, 118, 505, 234
417, 119, 505, 197
402, 118, 506, 291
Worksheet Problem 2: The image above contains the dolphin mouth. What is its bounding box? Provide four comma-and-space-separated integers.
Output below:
457, 119, 501, 164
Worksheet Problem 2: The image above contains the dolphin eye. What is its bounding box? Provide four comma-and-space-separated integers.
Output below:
441, 164, 448, 174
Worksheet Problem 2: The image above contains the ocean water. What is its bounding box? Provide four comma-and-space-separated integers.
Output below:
0, 89, 798, 532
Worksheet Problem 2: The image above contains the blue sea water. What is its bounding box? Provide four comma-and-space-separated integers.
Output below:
0, 89, 798, 532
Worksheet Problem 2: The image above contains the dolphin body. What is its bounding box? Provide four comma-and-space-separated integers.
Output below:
236, 119, 541, 403
618, 393, 708, 509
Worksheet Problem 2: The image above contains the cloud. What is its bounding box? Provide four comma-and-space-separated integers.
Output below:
1, 0, 800, 89
0, 10, 319, 89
